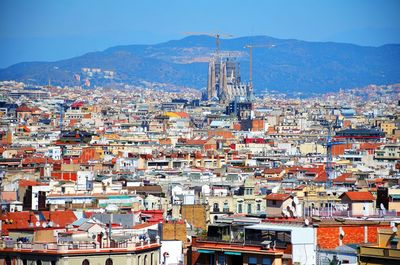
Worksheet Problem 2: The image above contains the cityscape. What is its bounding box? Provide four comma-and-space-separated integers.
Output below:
0, 1, 399, 265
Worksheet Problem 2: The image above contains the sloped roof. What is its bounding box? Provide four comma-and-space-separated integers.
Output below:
334, 173, 356, 183
0, 211, 38, 231
19, 179, 46, 187
266, 193, 292, 201
41, 210, 78, 228
16, 104, 32, 112
164, 111, 190, 119
340, 191, 375, 201
71, 101, 84, 108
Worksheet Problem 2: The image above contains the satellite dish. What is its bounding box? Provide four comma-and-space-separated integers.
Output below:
293, 197, 299, 204
284, 210, 290, 218
42, 222, 47, 228
282, 209, 289, 217
380, 203, 386, 210
36, 221, 41, 227
340, 230, 345, 237
304, 219, 310, 226
392, 226, 398, 233
48, 221, 54, 227
105, 204, 119, 213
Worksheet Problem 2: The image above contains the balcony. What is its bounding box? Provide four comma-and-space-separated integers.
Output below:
359, 246, 400, 259
0, 238, 160, 253
196, 232, 246, 244
304, 208, 398, 218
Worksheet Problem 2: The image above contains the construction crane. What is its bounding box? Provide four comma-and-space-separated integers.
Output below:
183, 32, 233, 56
319, 118, 343, 188
244, 44, 275, 91
57, 102, 67, 132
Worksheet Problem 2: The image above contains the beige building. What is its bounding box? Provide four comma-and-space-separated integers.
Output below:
295, 185, 340, 216
265, 193, 294, 217
0, 228, 160, 265
233, 177, 266, 215
389, 189, 400, 212
358, 222, 400, 264
375, 144, 400, 161
339, 191, 376, 216
299, 142, 326, 155
376, 120, 396, 136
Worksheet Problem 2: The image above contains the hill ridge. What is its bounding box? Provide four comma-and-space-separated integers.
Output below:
0, 35, 399, 95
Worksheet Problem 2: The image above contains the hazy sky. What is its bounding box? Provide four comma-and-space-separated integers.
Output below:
1, 0, 399, 68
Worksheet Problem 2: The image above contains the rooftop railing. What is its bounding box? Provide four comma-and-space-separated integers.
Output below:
0, 238, 160, 252
304, 208, 397, 218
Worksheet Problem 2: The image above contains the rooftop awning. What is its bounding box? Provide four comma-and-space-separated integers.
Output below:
390, 194, 400, 199
197, 249, 215, 254
224, 251, 241, 256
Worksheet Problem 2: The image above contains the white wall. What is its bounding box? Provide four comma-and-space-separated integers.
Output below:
160, 240, 183, 265
291, 226, 316, 265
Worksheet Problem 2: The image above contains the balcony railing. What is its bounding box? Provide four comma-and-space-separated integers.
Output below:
0, 239, 159, 252
359, 246, 400, 259
196, 236, 244, 244
304, 208, 397, 218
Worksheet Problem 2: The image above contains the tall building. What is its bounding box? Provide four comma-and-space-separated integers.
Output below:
206, 57, 252, 103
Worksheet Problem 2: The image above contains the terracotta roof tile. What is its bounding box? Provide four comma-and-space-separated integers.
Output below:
340, 191, 375, 201
19, 179, 46, 187
334, 173, 356, 183
266, 193, 291, 201
41, 210, 77, 228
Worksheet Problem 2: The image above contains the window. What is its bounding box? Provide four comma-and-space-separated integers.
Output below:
37, 261, 42, 265
213, 203, 219, 212
223, 202, 229, 212
246, 188, 253, 195
218, 255, 225, 265
272, 200, 277, 205
247, 204, 252, 214
248, 257, 257, 265
390, 239, 398, 249
257, 203, 261, 212
105, 258, 113, 265
82, 259, 90, 265
262, 257, 272, 265
238, 203, 243, 213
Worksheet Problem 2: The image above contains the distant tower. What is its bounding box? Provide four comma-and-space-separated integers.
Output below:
207, 59, 217, 100
206, 57, 250, 103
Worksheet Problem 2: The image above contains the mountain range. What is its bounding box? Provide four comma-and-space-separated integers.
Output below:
1, 35, 399, 95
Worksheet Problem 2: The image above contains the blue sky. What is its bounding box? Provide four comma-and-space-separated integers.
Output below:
0, 0, 399, 68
